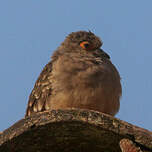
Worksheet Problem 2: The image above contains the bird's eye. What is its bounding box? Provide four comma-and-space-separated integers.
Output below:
80, 41, 93, 50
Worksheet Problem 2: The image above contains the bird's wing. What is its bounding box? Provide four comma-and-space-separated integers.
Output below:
25, 61, 52, 117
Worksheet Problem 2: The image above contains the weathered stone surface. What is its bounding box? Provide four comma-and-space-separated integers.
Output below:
0, 109, 152, 152
119, 138, 143, 152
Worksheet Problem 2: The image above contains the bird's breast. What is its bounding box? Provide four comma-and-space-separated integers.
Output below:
49, 55, 121, 115
51, 54, 121, 95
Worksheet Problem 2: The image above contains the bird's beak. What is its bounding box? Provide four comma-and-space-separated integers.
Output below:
99, 48, 110, 59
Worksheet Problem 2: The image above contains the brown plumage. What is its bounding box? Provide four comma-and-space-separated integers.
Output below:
25, 31, 122, 117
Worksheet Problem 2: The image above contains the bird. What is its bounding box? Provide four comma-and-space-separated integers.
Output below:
25, 31, 122, 117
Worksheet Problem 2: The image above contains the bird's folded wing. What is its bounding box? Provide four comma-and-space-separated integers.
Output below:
25, 61, 52, 117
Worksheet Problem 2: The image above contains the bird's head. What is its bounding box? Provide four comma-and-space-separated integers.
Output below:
60, 31, 110, 59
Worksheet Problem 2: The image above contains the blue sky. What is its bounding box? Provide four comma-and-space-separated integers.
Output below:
0, 0, 152, 131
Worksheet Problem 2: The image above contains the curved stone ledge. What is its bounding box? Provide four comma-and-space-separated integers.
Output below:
0, 109, 152, 152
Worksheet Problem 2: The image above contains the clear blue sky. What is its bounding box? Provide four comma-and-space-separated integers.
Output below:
0, 0, 152, 131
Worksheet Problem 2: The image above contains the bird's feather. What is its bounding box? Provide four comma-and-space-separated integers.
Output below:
25, 61, 52, 117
